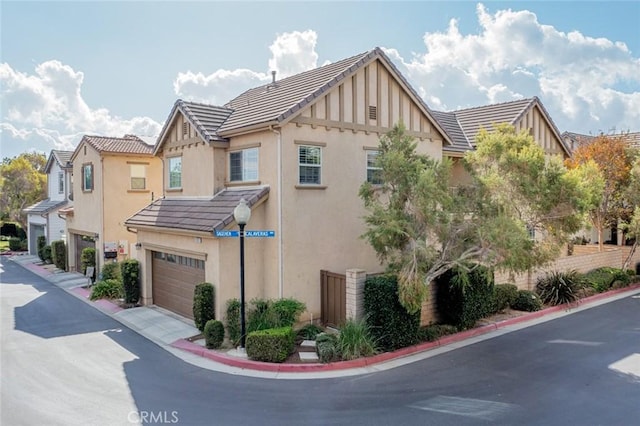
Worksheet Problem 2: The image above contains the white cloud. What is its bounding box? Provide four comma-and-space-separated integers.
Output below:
0, 61, 162, 157
268, 30, 319, 78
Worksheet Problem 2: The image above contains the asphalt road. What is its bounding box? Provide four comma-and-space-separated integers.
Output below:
2, 256, 639, 426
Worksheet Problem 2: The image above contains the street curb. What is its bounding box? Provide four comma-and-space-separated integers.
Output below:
171, 283, 640, 373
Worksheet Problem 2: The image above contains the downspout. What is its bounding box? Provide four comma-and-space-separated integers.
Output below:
269, 125, 284, 298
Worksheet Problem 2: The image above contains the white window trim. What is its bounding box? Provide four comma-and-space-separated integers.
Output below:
229, 147, 259, 182
167, 156, 182, 190
365, 149, 382, 184
298, 145, 322, 185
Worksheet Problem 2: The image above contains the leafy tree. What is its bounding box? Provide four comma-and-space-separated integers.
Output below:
621, 157, 640, 270
0, 153, 47, 230
565, 135, 634, 250
360, 123, 591, 312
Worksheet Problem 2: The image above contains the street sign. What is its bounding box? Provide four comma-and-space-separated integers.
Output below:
245, 230, 275, 238
215, 230, 239, 237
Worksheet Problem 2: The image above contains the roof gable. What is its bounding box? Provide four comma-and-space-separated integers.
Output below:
44, 150, 73, 174
71, 134, 154, 162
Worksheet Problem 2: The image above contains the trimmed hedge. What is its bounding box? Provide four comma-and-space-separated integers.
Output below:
436, 265, 495, 330
245, 327, 295, 363
37, 235, 47, 260
512, 290, 542, 312
51, 240, 66, 270
204, 320, 225, 349
8, 237, 22, 251
493, 284, 519, 312
364, 274, 420, 351
193, 282, 215, 332
121, 259, 140, 305
41, 245, 52, 263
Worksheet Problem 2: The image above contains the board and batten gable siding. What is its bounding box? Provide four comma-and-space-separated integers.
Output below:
47, 160, 66, 202
291, 59, 443, 144
513, 105, 567, 158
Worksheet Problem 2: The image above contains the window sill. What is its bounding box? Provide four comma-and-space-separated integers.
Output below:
166, 188, 183, 193
127, 189, 150, 193
295, 184, 327, 190
225, 180, 261, 187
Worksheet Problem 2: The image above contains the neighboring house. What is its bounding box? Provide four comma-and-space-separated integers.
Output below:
23, 150, 73, 256
433, 97, 571, 185
62, 135, 162, 274
125, 47, 453, 321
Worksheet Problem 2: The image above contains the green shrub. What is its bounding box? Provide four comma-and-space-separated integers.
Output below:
271, 298, 306, 327
245, 327, 295, 363
364, 274, 421, 351
296, 323, 324, 341
225, 299, 241, 346
8, 237, 22, 251
193, 282, 215, 332
41, 245, 52, 263
90, 279, 124, 301
37, 235, 47, 260
316, 332, 340, 363
50, 240, 66, 270
246, 299, 280, 332
493, 284, 519, 312
101, 261, 120, 280
204, 319, 225, 349
121, 259, 140, 305
337, 319, 378, 361
512, 290, 543, 312
436, 265, 495, 330
81, 248, 96, 277
419, 324, 459, 342
536, 270, 582, 306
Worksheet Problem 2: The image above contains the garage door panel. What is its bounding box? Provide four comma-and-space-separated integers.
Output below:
152, 251, 205, 320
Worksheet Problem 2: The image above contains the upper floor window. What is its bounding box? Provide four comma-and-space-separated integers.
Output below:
168, 156, 182, 189
229, 147, 258, 182
366, 150, 383, 184
298, 145, 322, 185
58, 171, 64, 194
130, 164, 146, 190
82, 163, 93, 192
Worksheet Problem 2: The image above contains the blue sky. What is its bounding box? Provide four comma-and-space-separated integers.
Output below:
2, 1, 639, 159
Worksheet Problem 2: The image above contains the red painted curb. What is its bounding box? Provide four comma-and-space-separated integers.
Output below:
170, 284, 640, 373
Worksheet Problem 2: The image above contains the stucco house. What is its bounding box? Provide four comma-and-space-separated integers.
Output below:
61, 135, 162, 274
125, 47, 453, 322
23, 150, 73, 256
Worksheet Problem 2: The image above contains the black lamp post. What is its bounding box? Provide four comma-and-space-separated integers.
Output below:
233, 198, 251, 348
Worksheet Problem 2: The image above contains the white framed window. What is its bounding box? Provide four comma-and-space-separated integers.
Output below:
82, 163, 93, 192
168, 156, 182, 189
229, 147, 258, 182
130, 164, 146, 190
298, 145, 322, 185
58, 171, 64, 194
366, 150, 382, 184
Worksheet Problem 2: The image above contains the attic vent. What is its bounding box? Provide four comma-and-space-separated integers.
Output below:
182, 122, 189, 136
368, 105, 377, 120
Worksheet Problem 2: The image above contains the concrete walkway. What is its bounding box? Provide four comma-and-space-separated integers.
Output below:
7, 253, 640, 380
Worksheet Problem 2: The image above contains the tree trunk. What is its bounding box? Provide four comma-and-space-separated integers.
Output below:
598, 226, 604, 252
622, 241, 638, 271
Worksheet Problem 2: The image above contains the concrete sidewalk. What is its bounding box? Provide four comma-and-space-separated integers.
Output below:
7, 253, 640, 380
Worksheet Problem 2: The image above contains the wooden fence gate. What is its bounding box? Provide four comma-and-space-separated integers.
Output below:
320, 270, 346, 328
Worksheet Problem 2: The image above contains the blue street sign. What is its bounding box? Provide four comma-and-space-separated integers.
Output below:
244, 230, 276, 238
215, 230, 239, 237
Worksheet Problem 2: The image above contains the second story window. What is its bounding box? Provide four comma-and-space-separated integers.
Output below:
58, 171, 64, 194
82, 163, 93, 192
130, 164, 146, 190
229, 147, 259, 182
168, 156, 182, 189
298, 145, 322, 185
366, 150, 383, 184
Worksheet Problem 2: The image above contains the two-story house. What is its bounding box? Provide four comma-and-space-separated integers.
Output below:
62, 135, 162, 273
23, 150, 73, 257
125, 47, 453, 321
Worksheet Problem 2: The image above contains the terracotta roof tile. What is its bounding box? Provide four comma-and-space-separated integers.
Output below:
82, 134, 155, 155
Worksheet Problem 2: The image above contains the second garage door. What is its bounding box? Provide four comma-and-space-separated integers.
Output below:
152, 251, 205, 320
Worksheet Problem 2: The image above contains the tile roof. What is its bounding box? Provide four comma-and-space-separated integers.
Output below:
79, 134, 155, 156
23, 199, 68, 215
626, 132, 640, 148
430, 110, 471, 153
44, 150, 73, 173
562, 131, 640, 151
154, 100, 233, 154
125, 187, 270, 234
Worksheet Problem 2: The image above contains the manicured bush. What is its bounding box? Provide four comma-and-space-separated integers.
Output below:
247, 297, 307, 333
493, 284, 519, 312
41, 245, 52, 263
225, 299, 241, 346
364, 274, 421, 351
8, 237, 22, 251
271, 298, 306, 327
419, 324, 459, 342
316, 332, 340, 363
245, 327, 295, 363
536, 270, 582, 306
337, 318, 378, 361
81, 248, 96, 277
50, 240, 66, 270
436, 265, 495, 330
296, 323, 324, 341
101, 261, 120, 281
193, 282, 215, 332
37, 235, 47, 260
512, 290, 543, 312
204, 319, 225, 349
90, 279, 124, 301
121, 259, 140, 305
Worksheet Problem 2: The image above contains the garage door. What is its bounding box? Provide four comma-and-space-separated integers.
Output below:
152, 251, 205, 320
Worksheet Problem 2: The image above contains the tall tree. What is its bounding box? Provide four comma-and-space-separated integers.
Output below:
0, 152, 47, 230
565, 134, 634, 250
360, 124, 591, 312
621, 157, 640, 270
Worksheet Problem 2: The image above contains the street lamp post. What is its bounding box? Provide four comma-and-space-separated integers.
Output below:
233, 198, 251, 348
